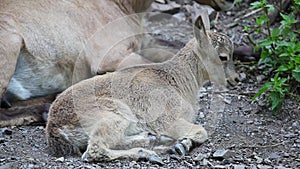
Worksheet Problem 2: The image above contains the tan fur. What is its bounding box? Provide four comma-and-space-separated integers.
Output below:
0, 0, 154, 101
0, 0, 236, 100
46, 13, 234, 162
0, 0, 236, 127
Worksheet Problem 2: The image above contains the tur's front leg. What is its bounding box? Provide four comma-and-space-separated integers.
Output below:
166, 118, 208, 156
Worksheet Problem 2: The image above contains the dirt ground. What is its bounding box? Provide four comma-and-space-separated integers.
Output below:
0, 0, 299, 168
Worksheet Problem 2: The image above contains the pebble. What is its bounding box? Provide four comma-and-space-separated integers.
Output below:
246, 120, 254, 124
194, 153, 206, 161
202, 159, 212, 166
2, 128, 13, 135
284, 133, 296, 138
199, 112, 205, 118
0, 137, 6, 144
254, 156, 263, 164
249, 164, 258, 169
199, 92, 207, 98
257, 165, 272, 169
264, 158, 272, 165
223, 97, 232, 104
283, 153, 290, 157
256, 75, 265, 83
55, 157, 65, 162
292, 121, 299, 128
269, 153, 280, 160
212, 149, 230, 159
234, 164, 246, 169
214, 165, 228, 169
37, 126, 44, 130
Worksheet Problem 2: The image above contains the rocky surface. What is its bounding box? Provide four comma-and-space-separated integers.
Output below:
1, 0, 300, 168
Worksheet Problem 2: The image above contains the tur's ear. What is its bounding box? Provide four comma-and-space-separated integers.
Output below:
193, 10, 210, 44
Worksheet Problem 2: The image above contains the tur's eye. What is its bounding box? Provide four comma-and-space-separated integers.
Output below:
219, 55, 228, 61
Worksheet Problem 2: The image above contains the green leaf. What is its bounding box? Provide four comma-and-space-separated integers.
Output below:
278, 53, 290, 57
277, 65, 289, 72
252, 82, 272, 101
244, 25, 250, 31
259, 39, 273, 47
266, 4, 275, 12
269, 91, 283, 112
292, 67, 300, 82
251, 1, 264, 9
292, 57, 300, 64
271, 28, 280, 38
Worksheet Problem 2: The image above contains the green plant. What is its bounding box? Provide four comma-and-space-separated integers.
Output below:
250, 0, 300, 113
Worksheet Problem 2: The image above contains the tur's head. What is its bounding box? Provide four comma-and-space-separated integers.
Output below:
193, 11, 240, 87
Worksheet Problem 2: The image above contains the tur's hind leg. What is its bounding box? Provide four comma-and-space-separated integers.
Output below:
165, 118, 208, 156
81, 115, 163, 164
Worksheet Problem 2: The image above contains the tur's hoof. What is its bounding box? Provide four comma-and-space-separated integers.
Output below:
138, 150, 163, 165
173, 143, 186, 156
148, 155, 164, 165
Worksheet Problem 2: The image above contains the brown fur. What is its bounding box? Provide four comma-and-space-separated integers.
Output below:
46, 13, 234, 162
0, 0, 236, 127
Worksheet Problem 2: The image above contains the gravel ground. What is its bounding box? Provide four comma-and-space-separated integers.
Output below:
1, 0, 300, 168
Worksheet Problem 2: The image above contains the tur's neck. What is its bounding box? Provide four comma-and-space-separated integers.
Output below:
164, 39, 209, 103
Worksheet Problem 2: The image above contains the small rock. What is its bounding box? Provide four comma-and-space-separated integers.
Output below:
214, 165, 228, 169
212, 149, 230, 159
202, 159, 212, 166
239, 73, 247, 81
28, 157, 35, 161
254, 156, 263, 164
223, 97, 232, 104
194, 153, 206, 161
249, 164, 258, 169
257, 165, 272, 169
264, 158, 272, 165
284, 133, 295, 138
246, 120, 254, 124
292, 121, 299, 128
199, 112, 205, 118
2, 128, 13, 135
37, 126, 44, 130
27, 164, 35, 169
234, 164, 246, 169
0, 137, 6, 144
256, 75, 265, 83
199, 92, 207, 98
283, 153, 289, 157
222, 158, 235, 164
269, 153, 280, 160
55, 157, 65, 162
